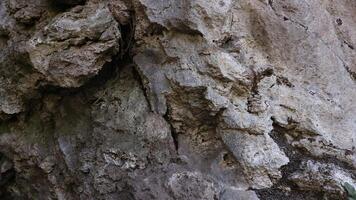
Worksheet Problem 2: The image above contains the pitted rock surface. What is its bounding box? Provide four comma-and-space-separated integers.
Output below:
0, 0, 355, 199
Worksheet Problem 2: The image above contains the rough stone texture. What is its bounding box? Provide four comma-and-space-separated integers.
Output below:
290, 160, 356, 196
0, 0, 355, 199
28, 2, 121, 87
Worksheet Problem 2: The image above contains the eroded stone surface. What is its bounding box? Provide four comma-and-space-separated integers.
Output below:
290, 160, 356, 196
0, 0, 355, 199
28, 2, 120, 87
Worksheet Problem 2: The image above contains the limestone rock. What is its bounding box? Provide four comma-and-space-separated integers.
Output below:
220, 130, 289, 188
167, 171, 217, 200
138, 0, 233, 42
220, 188, 260, 200
0, 0, 355, 199
28, 2, 120, 87
290, 160, 356, 196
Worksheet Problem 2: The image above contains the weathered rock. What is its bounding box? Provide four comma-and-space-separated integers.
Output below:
6, 0, 46, 24
220, 188, 259, 200
0, 0, 355, 199
167, 171, 217, 200
138, 0, 233, 42
0, 0, 39, 115
53, 0, 86, 6
290, 160, 356, 196
28, 2, 120, 87
220, 130, 289, 188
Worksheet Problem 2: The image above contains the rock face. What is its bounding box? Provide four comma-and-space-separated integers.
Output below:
28, 2, 121, 87
0, 0, 355, 199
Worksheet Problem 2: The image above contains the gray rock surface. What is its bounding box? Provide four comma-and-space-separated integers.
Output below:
0, 0, 355, 199
28, 2, 121, 87
290, 160, 356, 196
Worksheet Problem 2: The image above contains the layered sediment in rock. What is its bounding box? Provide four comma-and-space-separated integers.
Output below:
0, 0, 355, 199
